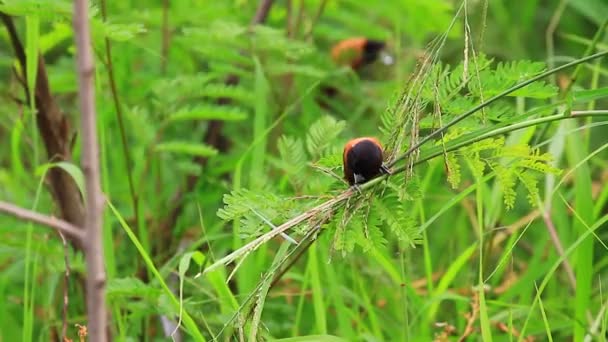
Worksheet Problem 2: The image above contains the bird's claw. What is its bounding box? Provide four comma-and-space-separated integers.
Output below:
380, 164, 392, 175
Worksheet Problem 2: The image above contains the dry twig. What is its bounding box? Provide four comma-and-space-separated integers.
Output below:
0, 201, 83, 242
58, 232, 71, 340
458, 292, 480, 342
494, 321, 535, 342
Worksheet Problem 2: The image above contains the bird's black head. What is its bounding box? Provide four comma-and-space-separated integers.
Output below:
345, 139, 384, 185
362, 40, 386, 65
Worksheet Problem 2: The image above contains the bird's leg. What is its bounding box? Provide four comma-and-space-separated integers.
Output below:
380, 164, 392, 175
350, 184, 363, 194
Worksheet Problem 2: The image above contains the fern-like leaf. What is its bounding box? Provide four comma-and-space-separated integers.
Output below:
168, 105, 248, 122
493, 163, 517, 210
306, 115, 346, 158
277, 136, 307, 189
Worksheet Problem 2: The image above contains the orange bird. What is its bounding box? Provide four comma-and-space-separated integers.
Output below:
331, 37, 388, 69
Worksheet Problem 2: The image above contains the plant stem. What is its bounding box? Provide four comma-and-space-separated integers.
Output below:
73, 0, 107, 339
0, 201, 84, 241
396, 111, 608, 175
387, 50, 608, 168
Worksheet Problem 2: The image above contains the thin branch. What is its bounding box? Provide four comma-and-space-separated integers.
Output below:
99, 0, 140, 243
387, 50, 608, 169
286, 0, 293, 37
303, 0, 328, 39
567, 18, 608, 88
0, 201, 84, 242
541, 209, 577, 290
545, 0, 568, 83
458, 292, 480, 342
161, 0, 170, 74
211, 223, 324, 338
203, 191, 351, 274
2, 12, 86, 249
73, 0, 107, 340
0, 13, 30, 100
292, 0, 306, 38
250, 0, 274, 26
58, 232, 71, 340
394, 111, 608, 177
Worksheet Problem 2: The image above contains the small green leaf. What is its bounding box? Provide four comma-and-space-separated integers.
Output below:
36, 161, 86, 198
191, 251, 206, 267
98, 22, 146, 41
107, 277, 160, 298
168, 106, 247, 122
178, 252, 194, 276
155, 141, 218, 157
10, 119, 25, 178
572, 86, 608, 103
306, 116, 346, 157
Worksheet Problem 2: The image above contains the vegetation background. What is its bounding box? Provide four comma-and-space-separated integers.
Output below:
0, 0, 607, 341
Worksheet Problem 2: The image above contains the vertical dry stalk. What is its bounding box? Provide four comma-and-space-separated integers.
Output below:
73, 0, 107, 340
1, 13, 86, 249
251, 0, 274, 26
58, 232, 71, 340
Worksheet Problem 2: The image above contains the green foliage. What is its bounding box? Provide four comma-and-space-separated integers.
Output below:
305, 116, 345, 157
442, 136, 561, 209
107, 277, 161, 300
277, 135, 307, 189
332, 197, 393, 256
167, 105, 248, 122
374, 193, 422, 247
420, 54, 558, 125
154, 141, 218, 157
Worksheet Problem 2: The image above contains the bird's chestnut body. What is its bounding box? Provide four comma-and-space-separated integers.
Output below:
331, 38, 387, 69
343, 137, 386, 185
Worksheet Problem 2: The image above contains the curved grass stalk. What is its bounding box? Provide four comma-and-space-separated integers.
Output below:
387, 50, 608, 169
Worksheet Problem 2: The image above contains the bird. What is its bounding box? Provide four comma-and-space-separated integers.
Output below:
331, 37, 392, 69
319, 38, 393, 110
343, 137, 391, 186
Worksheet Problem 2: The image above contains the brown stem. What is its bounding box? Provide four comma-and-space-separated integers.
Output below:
293, 0, 306, 38
161, 0, 170, 74
1, 12, 86, 249
0, 201, 84, 242
58, 232, 71, 340
251, 0, 274, 26
542, 209, 577, 290
458, 292, 480, 342
73, 0, 107, 340
0, 13, 30, 101
286, 0, 293, 37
